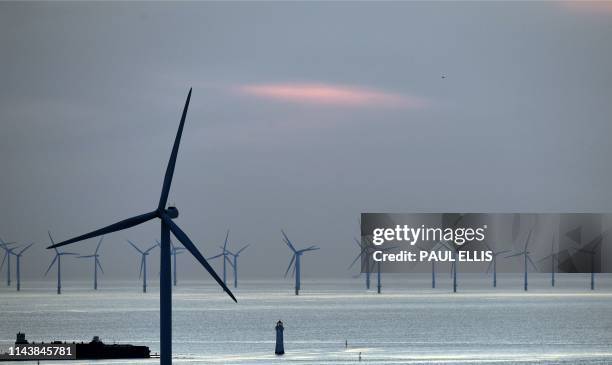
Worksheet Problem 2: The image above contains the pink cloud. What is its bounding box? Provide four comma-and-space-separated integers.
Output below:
235, 83, 428, 109
561, 1, 612, 14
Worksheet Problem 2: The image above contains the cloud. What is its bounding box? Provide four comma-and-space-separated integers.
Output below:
234, 82, 429, 109
561, 1, 612, 14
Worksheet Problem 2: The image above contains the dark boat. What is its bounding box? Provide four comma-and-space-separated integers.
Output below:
12, 332, 150, 360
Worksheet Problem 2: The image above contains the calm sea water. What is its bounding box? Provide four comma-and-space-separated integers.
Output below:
1, 274, 612, 364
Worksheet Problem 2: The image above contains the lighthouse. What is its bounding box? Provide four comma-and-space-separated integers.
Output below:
275, 320, 285, 355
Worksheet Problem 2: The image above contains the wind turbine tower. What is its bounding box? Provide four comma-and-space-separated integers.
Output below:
282, 230, 319, 295
78, 236, 105, 290
45, 232, 78, 294
47, 89, 236, 365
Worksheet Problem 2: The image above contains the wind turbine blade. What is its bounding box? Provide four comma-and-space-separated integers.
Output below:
163, 215, 236, 302
485, 261, 493, 274
207, 253, 223, 260
348, 252, 363, 270
127, 240, 144, 254
158, 88, 192, 210
139, 256, 144, 278
44, 256, 58, 276
538, 253, 554, 262
505, 252, 524, 259
95, 236, 104, 254
0, 252, 5, 270
284, 255, 296, 278
236, 244, 249, 255
96, 259, 104, 274
496, 250, 511, 256
78, 255, 96, 258
301, 247, 320, 253
145, 244, 158, 253
47, 211, 158, 249
281, 230, 297, 252
18, 243, 34, 255
524, 227, 534, 250
353, 237, 362, 248
291, 264, 296, 278
61, 252, 79, 256
225, 255, 234, 268
223, 229, 229, 251
527, 255, 538, 271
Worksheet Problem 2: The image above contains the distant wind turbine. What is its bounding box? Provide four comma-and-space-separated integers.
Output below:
538, 236, 560, 288
348, 237, 372, 290
282, 230, 319, 295
224, 244, 249, 288
45, 232, 78, 295
157, 239, 186, 286
0, 239, 17, 286
505, 228, 537, 291
46, 89, 236, 365
207, 230, 231, 286
127, 240, 158, 293
14, 243, 34, 291
374, 244, 397, 294
416, 242, 446, 289
483, 242, 511, 288
571, 232, 607, 290
438, 215, 466, 293
78, 237, 105, 290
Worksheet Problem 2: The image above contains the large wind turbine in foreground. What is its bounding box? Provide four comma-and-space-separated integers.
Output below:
47, 89, 236, 365
505, 228, 537, 291
282, 230, 319, 295
127, 240, 158, 293
14, 243, 34, 291
45, 232, 78, 294
78, 237, 104, 290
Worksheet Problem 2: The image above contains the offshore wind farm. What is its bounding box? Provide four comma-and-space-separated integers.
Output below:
3, 1, 612, 364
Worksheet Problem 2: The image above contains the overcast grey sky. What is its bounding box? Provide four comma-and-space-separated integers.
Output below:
1, 1, 611, 282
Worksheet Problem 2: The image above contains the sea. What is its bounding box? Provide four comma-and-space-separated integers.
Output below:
1, 274, 611, 364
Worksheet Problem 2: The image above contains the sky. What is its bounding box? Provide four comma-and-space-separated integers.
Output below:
1, 1, 611, 282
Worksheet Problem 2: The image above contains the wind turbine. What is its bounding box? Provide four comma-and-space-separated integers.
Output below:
0, 239, 17, 286
224, 244, 249, 288
45, 232, 78, 294
571, 233, 607, 290
538, 236, 560, 288
170, 240, 185, 286
207, 230, 231, 286
437, 240, 460, 293
348, 237, 372, 290
14, 243, 34, 291
282, 230, 319, 295
127, 240, 158, 293
484, 242, 511, 288
46, 89, 236, 365
77, 237, 105, 290
505, 228, 537, 291
416, 242, 445, 289
373, 244, 397, 294
157, 239, 186, 286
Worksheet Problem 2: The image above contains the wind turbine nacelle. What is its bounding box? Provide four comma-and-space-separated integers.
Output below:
165, 206, 179, 219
